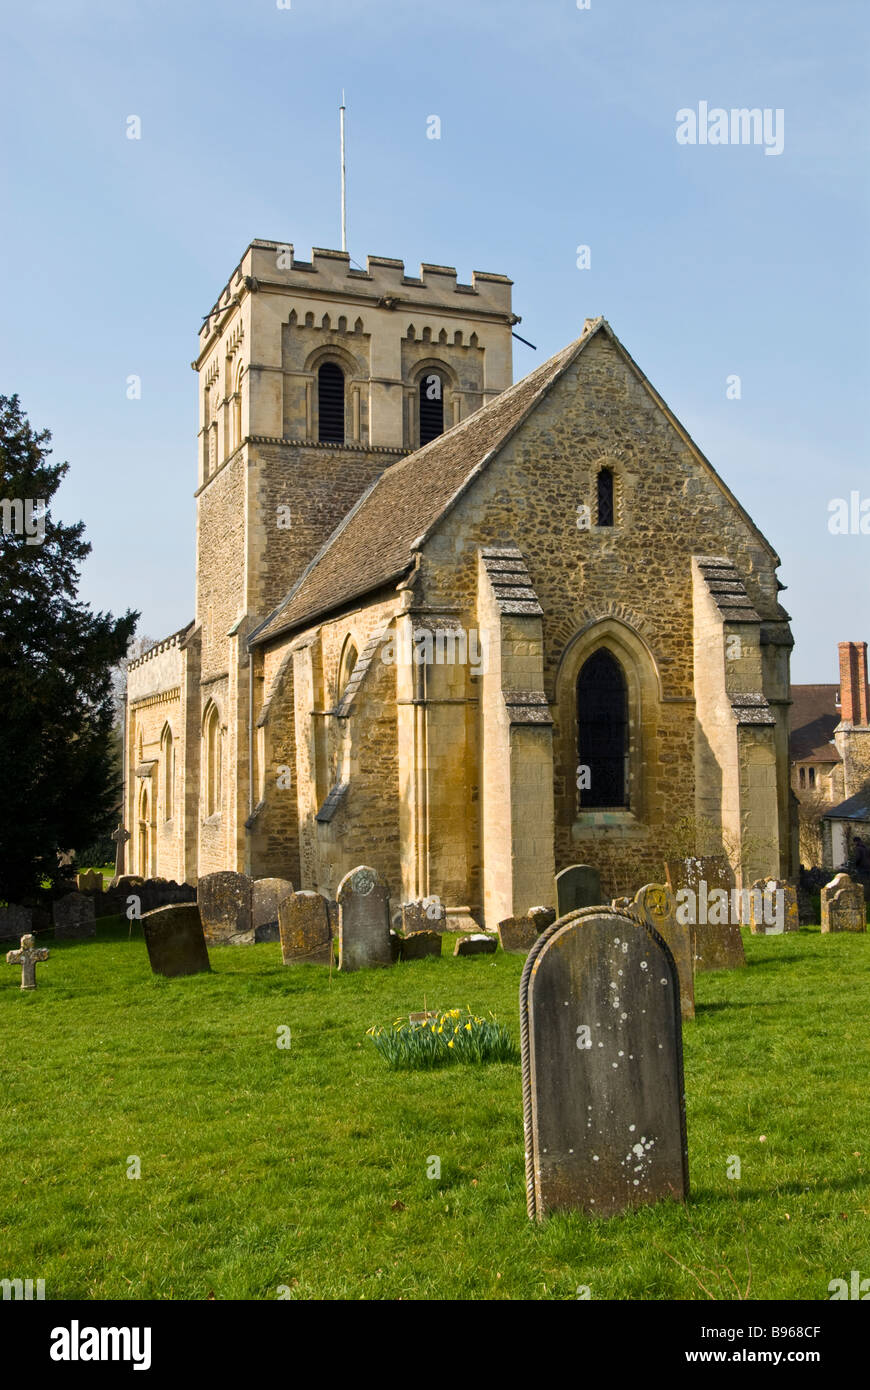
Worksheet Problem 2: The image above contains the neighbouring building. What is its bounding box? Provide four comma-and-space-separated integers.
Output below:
124, 237, 796, 918
790, 640, 870, 868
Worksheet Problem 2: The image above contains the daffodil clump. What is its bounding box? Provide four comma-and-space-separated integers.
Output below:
366, 1007, 518, 1070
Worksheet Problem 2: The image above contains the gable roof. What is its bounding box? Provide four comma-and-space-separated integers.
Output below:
789, 684, 842, 764
249, 319, 780, 649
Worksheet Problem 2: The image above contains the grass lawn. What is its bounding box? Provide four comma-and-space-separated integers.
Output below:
2, 919, 868, 1300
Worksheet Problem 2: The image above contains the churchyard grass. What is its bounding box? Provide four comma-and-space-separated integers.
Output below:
2, 920, 868, 1300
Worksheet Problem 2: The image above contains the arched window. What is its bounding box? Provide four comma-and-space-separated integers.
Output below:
577, 648, 628, 808
338, 639, 358, 697
318, 362, 345, 443
596, 467, 615, 526
161, 725, 174, 821
204, 704, 221, 817
419, 371, 444, 445
137, 728, 144, 763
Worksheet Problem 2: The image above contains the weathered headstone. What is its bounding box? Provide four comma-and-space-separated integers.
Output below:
555, 864, 602, 917
76, 869, 103, 894
6, 934, 49, 991
520, 906, 688, 1220
527, 905, 556, 932
0, 905, 32, 941
252, 877, 294, 943
198, 871, 253, 944
399, 930, 442, 961
498, 915, 539, 955
666, 856, 745, 972
453, 934, 497, 957
278, 891, 333, 965
53, 892, 96, 940
141, 905, 211, 979
749, 879, 799, 935
632, 883, 694, 1021
821, 873, 866, 934
401, 898, 446, 934
337, 866, 392, 971
114, 875, 144, 895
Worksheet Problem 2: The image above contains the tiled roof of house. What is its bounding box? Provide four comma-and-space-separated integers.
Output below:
789, 684, 842, 764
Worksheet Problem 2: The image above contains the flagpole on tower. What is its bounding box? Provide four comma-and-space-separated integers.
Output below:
340, 91, 347, 252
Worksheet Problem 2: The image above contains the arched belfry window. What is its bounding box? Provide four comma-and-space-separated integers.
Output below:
419, 372, 444, 445
596, 467, 615, 526
318, 362, 345, 443
577, 648, 628, 808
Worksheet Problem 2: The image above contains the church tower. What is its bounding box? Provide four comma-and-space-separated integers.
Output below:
190, 240, 515, 875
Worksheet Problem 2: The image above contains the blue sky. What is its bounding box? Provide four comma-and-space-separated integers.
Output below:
1, 0, 867, 681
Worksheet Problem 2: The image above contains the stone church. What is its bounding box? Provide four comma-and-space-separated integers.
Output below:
124, 239, 795, 923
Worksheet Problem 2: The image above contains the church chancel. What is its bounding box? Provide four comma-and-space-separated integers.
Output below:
124, 239, 794, 921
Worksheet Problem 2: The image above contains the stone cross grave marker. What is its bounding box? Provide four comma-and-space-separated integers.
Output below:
632, 883, 694, 1021
749, 879, 799, 935
53, 892, 96, 940
252, 877, 294, 942
141, 905, 211, 979
520, 906, 688, 1219
337, 867, 392, 970
6, 934, 50, 991
821, 873, 866, 933
198, 871, 253, 944
555, 865, 602, 917
665, 856, 745, 972
278, 891, 334, 965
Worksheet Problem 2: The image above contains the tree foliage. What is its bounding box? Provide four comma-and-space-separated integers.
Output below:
0, 395, 137, 900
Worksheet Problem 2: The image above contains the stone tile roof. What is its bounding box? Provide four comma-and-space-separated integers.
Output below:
789, 684, 842, 764
694, 557, 760, 623
480, 546, 543, 616
821, 791, 870, 822
249, 329, 595, 647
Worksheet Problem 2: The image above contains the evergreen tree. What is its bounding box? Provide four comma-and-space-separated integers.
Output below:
0, 395, 137, 900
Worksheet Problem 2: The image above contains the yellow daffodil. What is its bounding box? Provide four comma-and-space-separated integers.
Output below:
447, 1039, 454, 1048
465, 1022, 472, 1031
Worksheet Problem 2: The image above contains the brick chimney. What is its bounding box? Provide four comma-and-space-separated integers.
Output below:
838, 641, 870, 726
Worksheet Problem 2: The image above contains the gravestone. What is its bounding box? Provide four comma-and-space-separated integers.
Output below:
401, 898, 446, 934
389, 928, 401, 962
400, 930, 442, 961
198, 871, 253, 944
0, 905, 32, 942
278, 891, 333, 965
527, 905, 556, 932
252, 877, 294, 943
498, 915, 540, 955
520, 906, 688, 1220
6, 934, 50, 991
453, 934, 497, 957
666, 856, 745, 972
337, 866, 392, 971
53, 892, 96, 940
555, 865, 602, 917
749, 879, 799, 935
94, 888, 127, 919
114, 875, 144, 895
821, 873, 866, 934
141, 904, 210, 979
76, 869, 103, 894
632, 883, 694, 1021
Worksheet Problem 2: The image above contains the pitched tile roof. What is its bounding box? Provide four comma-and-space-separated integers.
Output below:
249, 328, 595, 646
789, 684, 842, 764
